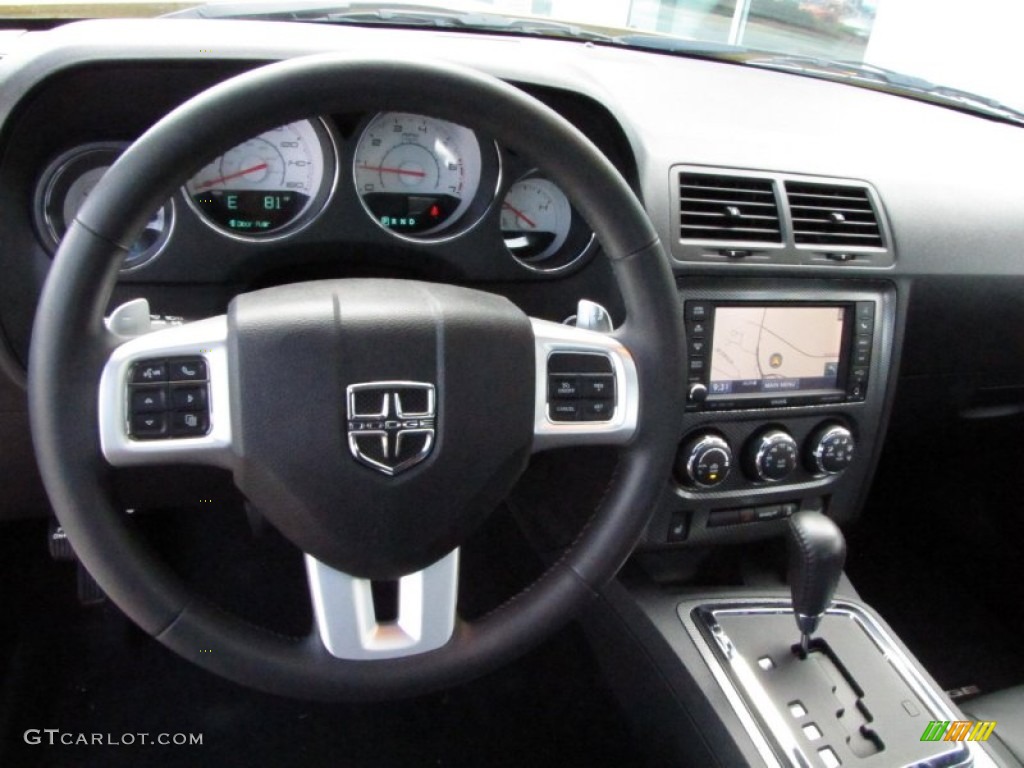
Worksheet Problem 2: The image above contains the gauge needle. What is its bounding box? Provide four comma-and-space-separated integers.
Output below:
502, 202, 537, 229
359, 164, 427, 178
196, 162, 269, 190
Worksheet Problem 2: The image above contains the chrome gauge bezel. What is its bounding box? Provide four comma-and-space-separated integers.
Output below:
181, 117, 339, 243
34, 141, 176, 272
352, 111, 501, 244
501, 170, 596, 274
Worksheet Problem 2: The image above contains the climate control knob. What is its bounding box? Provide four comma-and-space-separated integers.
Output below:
676, 434, 732, 488
807, 424, 856, 475
746, 429, 799, 482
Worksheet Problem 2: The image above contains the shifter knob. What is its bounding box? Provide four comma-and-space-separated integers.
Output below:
787, 510, 846, 651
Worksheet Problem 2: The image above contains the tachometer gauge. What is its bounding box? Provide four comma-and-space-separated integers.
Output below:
35, 143, 174, 271
353, 112, 483, 237
500, 177, 572, 262
184, 119, 335, 239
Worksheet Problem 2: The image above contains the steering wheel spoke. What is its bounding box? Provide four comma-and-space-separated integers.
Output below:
306, 549, 460, 660
97, 315, 233, 468
531, 317, 640, 451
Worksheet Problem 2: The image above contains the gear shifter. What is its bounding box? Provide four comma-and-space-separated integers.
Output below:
787, 510, 846, 653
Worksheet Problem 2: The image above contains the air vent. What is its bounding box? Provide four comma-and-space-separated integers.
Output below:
785, 181, 883, 248
678, 172, 781, 243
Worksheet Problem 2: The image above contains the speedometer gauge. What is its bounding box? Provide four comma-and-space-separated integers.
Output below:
184, 119, 335, 239
353, 113, 483, 237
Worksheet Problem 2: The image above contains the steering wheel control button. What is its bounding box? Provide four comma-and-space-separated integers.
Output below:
130, 413, 167, 438
126, 356, 211, 440
171, 410, 210, 437
171, 386, 207, 410
581, 400, 613, 421
131, 387, 166, 413
131, 361, 167, 383
807, 424, 856, 475
677, 433, 732, 488
550, 401, 581, 422
169, 358, 207, 382
549, 375, 580, 399
546, 352, 617, 423
580, 374, 614, 399
746, 429, 799, 482
547, 352, 613, 374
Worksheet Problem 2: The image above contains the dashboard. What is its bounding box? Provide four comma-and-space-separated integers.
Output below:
2, 17, 1024, 555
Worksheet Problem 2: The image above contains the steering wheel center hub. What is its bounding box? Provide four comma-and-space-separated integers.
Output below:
228, 278, 535, 579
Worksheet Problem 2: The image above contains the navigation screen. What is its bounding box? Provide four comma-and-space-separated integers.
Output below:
708, 306, 846, 397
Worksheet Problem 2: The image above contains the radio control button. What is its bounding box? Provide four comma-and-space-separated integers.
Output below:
856, 301, 875, 321
688, 382, 708, 404
686, 302, 710, 322
687, 320, 708, 338
688, 358, 706, 373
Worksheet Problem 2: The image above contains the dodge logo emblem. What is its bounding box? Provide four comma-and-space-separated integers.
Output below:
346, 382, 436, 476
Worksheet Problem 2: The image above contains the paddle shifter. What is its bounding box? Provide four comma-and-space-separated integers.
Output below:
787, 511, 846, 653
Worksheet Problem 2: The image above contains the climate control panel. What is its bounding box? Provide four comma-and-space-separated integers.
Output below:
676, 421, 856, 492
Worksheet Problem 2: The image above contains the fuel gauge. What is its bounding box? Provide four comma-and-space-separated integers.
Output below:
35, 142, 173, 271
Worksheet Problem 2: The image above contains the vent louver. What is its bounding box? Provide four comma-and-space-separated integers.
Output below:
785, 181, 883, 248
678, 172, 781, 243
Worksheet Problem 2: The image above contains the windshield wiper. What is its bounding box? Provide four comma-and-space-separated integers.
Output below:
744, 53, 1024, 127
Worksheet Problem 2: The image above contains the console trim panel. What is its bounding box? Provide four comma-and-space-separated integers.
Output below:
680, 598, 985, 768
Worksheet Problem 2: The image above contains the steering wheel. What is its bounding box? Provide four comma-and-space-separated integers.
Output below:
27, 55, 684, 700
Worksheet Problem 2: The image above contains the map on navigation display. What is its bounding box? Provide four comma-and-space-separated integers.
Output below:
708, 306, 845, 396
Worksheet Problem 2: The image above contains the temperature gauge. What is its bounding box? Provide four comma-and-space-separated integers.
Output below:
500, 177, 572, 262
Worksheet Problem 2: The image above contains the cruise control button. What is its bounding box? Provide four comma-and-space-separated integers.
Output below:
131, 387, 166, 413
131, 412, 167, 438
172, 386, 207, 410
549, 375, 580, 399
549, 401, 580, 422
132, 361, 167, 383
171, 410, 210, 436
580, 399, 614, 421
581, 375, 614, 399
169, 359, 207, 382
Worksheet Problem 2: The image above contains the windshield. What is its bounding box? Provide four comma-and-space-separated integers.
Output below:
2, 0, 1019, 118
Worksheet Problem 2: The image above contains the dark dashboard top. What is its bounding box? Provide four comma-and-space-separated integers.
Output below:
0, 17, 1023, 381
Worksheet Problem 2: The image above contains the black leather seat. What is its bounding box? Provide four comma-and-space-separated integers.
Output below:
961, 686, 1024, 766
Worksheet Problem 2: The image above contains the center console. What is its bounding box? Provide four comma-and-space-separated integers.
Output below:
639, 277, 898, 551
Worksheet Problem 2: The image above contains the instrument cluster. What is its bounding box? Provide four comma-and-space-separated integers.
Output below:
32, 111, 596, 276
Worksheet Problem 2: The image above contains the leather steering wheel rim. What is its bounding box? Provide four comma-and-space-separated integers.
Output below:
27, 54, 684, 700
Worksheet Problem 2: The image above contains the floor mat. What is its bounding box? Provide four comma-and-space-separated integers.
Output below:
0, 519, 638, 768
